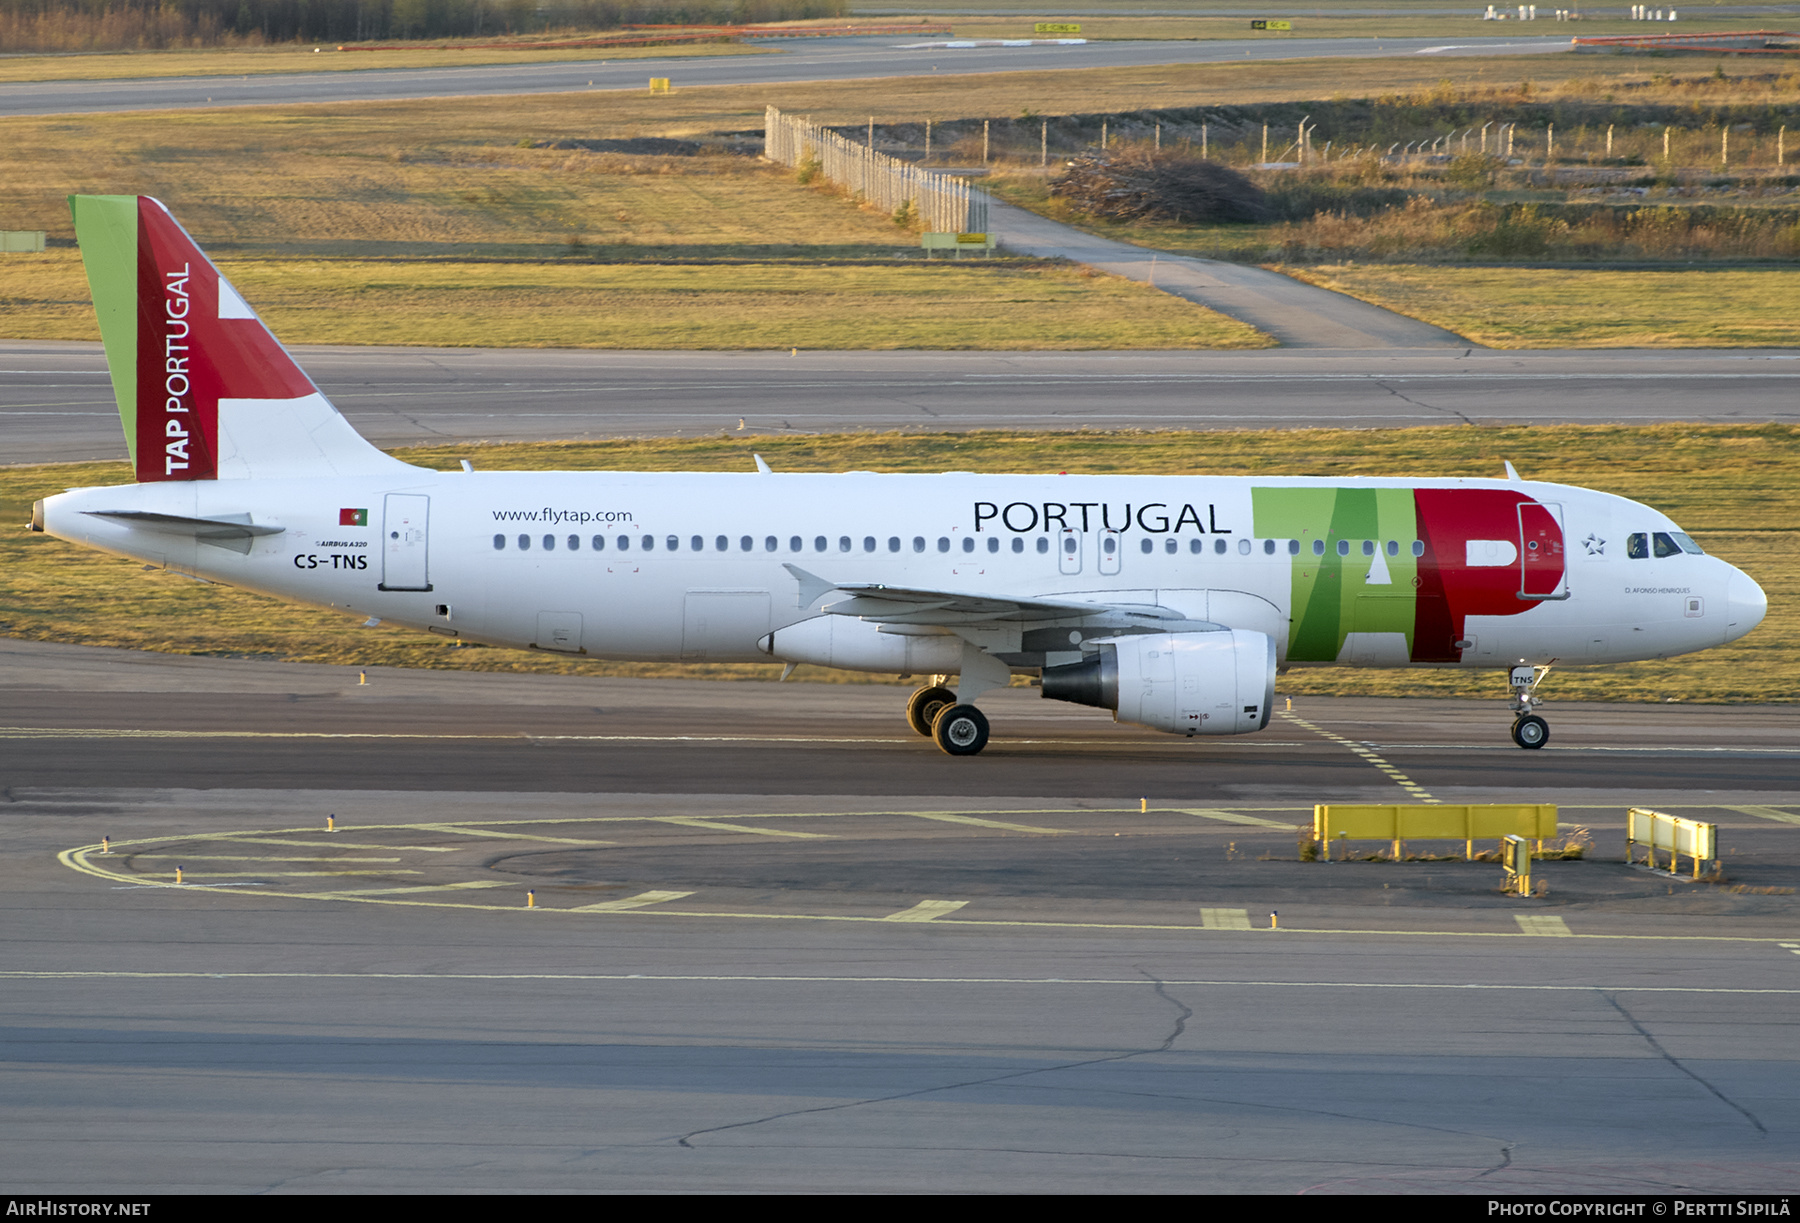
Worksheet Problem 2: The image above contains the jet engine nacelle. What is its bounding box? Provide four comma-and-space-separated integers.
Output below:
760, 615, 965, 674
1040, 630, 1276, 736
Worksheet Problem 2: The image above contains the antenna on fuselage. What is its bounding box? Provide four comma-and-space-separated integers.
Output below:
1504, 461, 1522, 481
754, 453, 773, 474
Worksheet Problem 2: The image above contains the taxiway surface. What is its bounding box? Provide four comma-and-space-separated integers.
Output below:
3, 638, 1797, 1192
0, 35, 1574, 117
9, 342, 1800, 463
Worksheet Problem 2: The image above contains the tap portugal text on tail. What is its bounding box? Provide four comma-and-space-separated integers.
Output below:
31, 195, 1768, 755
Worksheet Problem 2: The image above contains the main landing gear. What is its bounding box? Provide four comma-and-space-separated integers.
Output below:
1507, 664, 1552, 750
905, 680, 991, 756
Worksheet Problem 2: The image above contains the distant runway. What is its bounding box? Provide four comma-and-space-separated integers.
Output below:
0, 35, 1575, 117
7, 341, 1798, 462
3, 638, 1798, 1192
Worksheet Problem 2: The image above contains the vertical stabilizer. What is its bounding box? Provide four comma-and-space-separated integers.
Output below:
69, 195, 411, 482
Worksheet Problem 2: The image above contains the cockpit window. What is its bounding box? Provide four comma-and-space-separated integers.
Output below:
1626, 533, 1649, 559
1652, 531, 1682, 559
1669, 531, 1705, 556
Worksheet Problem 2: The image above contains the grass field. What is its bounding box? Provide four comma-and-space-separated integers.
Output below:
4, 424, 1793, 703
0, 40, 765, 83
0, 249, 1263, 349
1277, 264, 1800, 348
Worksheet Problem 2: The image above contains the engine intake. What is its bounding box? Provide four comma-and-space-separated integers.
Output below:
1042, 630, 1276, 736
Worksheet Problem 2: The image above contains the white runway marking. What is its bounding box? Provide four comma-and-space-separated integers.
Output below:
883, 899, 970, 922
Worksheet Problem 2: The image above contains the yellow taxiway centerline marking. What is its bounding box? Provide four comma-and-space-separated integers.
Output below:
1516, 915, 1573, 936
210, 836, 461, 852
569, 889, 695, 913
901, 812, 1067, 835
1176, 808, 1300, 829
1201, 908, 1253, 929
330, 881, 519, 896
883, 899, 970, 922
127, 855, 402, 863
1725, 805, 1800, 826
408, 824, 612, 846
5, 972, 1799, 994
134, 870, 423, 879
655, 817, 830, 839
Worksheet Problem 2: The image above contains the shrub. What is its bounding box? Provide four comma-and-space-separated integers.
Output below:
1050, 147, 1270, 224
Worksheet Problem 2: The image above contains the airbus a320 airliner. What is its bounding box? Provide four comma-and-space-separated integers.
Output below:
31, 196, 1768, 754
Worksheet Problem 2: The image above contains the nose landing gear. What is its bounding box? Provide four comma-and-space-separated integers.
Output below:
1508, 663, 1553, 750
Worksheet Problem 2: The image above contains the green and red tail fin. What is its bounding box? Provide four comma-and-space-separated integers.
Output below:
69, 195, 406, 482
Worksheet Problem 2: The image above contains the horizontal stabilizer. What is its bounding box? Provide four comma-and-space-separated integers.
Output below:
84, 509, 283, 554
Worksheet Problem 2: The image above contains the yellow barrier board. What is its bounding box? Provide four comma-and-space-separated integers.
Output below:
648, 77, 671, 95
1314, 803, 1558, 857
1035, 23, 1081, 33
1251, 20, 1294, 30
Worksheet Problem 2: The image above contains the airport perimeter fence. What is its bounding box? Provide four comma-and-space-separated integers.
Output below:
764, 106, 989, 234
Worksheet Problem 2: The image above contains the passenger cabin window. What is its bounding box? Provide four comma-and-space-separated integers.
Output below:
519, 534, 531, 551
594, 535, 607, 551
741, 536, 754, 552
987, 538, 1000, 554
1238, 538, 1252, 555
1312, 539, 1325, 556
1412, 540, 1424, 557
765, 536, 778, 553
1036, 537, 1049, 554
1386, 540, 1399, 557
937, 537, 950, 553
1165, 539, 1178, 555
716, 535, 729, 552
1264, 539, 1276, 555
790, 536, 802, 552
839, 536, 852, 553
1290, 540, 1301, 556
912, 536, 925, 553
887, 537, 901, 553
569, 535, 580, 551
1336, 539, 1349, 557
963, 538, 976, 553
864, 536, 876, 553
1011, 538, 1024, 554
1189, 539, 1202, 554
666, 535, 679, 551
692, 536, 704, 552
1214, 538, 1228, 555
816, 536, 828, 552
617, 535, 630, 551
493, 534, 505, 550
543, 534, 555, 551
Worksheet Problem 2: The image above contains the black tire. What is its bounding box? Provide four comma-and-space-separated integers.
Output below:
906, 685, 957, 737
1511, 714, 1549, 750
932, 703, 990, 756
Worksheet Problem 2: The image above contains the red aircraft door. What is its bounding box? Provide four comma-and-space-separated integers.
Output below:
1518, 501, 1567, 600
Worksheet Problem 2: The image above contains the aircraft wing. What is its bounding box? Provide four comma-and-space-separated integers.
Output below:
783, 564, 1206, 628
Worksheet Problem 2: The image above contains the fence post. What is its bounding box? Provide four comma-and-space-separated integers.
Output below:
983, 119, 990, 164
1041, 119, 1048, 166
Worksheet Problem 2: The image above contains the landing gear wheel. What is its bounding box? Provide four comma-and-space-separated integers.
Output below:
1511, 714, 1549, 750
906, 684, 957, 737
932, 703, 990, 756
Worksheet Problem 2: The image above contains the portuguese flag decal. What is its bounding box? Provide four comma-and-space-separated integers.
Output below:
339, 508, 368, 527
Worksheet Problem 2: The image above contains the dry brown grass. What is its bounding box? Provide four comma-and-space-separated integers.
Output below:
0, 249, 1265, 350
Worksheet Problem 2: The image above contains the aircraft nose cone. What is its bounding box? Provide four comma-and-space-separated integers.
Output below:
1725, 568, 1767, 642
